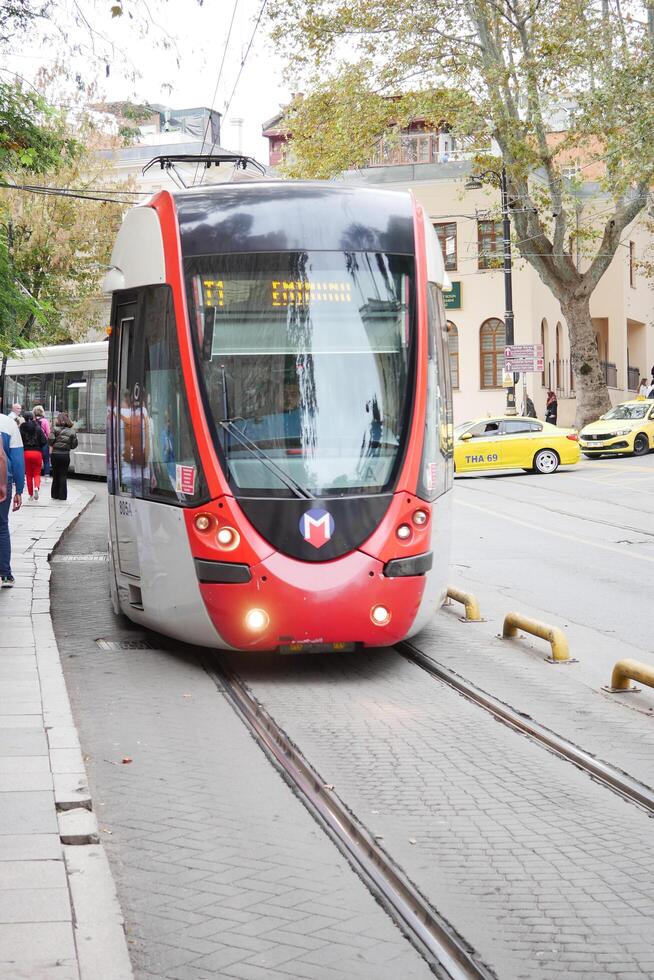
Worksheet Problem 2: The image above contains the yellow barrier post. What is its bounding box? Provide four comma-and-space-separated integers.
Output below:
603, 659, 654, 693
446, 587, 482, 622
502, 612, 575, 663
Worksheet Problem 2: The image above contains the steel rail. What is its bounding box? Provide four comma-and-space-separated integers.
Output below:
398, 641, 654, 816
204, 660, 495, 980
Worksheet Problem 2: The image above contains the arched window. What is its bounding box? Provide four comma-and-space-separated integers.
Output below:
555, 322, 562, 391
447, 321, 459, 389
480, 318, 506, 389
540, 318, 548, 388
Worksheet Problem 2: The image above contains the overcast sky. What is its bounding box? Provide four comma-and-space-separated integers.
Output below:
4, 0, 290, 163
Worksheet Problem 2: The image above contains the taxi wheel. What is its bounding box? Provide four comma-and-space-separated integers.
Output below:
633, 433, 650, 456
533, 449, 560, 474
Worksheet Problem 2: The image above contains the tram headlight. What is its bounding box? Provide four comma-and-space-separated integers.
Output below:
371, 604, 391, 626
412, 509, 429, 527
216, 526, 240, 550
194, 514, 212, 532
396, 523, 412, 540
245, 608, 269, 632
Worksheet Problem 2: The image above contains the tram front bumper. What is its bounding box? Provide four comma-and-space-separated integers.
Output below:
197, 549, 429, 651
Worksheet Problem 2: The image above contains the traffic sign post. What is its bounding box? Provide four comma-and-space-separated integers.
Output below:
504, 345, 544, 374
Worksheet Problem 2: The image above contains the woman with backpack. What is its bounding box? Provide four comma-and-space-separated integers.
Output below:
49, 413, 78, 501
20, 411, 47, 501
32, 405, 51, 479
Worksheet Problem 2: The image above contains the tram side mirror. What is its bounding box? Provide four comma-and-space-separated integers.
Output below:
460, 432, 473, 441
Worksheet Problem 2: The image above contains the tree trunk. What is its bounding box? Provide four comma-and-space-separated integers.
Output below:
559, 293, 611, 430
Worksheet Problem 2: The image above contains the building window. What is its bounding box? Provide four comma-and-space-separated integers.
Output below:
433, 222, 457, 271
480, 317, 506, 389
447, 321, 459, 389
555, 322, 562, 391
540, 318, 548, 387
477, 220, 503, 270
629, 241, 636, 287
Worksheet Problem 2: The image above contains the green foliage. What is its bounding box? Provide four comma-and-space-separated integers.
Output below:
0, 231, 46, 357
268, 0, 654, 424
0, 1, 42, 44
0, 81, 74, 177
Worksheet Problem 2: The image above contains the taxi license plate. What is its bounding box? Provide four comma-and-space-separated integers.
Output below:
279, 642, 355, 655
583, 440, 605, 447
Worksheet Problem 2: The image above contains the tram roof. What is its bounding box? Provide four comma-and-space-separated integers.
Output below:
171, 180, 418, 259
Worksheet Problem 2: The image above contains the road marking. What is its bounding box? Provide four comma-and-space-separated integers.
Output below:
456, 498, 654, 564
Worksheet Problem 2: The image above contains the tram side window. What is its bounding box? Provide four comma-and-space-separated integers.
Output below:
141, 286, 206, 505
88, 371, 107, 433
417, 284, 454, 502
65, 374, 88, 431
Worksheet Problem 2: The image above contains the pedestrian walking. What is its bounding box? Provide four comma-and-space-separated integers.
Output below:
648, 380, 654, 399
0, 412, 25, 588
638, 378, 650, 397
48, 413, 78, 501
20, 412, 47, 501
546, 389, 558, 425
32, 405, 51, 478
8, 403, 21, 423
523, 394, 537, 418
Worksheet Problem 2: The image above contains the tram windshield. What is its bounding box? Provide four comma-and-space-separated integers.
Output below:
185, 251, 415, 497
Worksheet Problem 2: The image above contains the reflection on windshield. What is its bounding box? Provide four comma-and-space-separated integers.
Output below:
186, 250, 414, 496
604, 404, 650, 420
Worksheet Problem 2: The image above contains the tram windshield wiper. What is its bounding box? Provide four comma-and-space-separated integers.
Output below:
218, 419, 313, 500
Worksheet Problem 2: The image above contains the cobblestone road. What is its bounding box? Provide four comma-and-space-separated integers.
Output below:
52, 482, 654, 980
416, 608, 654, 790
51, 487, 433, 980
229, 648, 654, 979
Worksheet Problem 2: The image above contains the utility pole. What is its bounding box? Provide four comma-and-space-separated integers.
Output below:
500, 167, 517, 415
466, 167, 517, 415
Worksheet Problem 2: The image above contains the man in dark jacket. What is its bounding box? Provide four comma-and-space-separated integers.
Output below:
0, 412, 25, 587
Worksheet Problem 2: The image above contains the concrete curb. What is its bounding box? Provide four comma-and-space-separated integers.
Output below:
39, 489, 134, 980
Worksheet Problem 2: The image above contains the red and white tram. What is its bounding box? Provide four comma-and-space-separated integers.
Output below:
104, 182, 453, 651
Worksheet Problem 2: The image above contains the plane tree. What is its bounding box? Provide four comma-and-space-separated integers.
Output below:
269, 0, 654, 426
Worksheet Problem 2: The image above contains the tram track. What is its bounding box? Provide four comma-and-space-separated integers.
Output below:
398, 640, 654, 816
203, 659, 496, 980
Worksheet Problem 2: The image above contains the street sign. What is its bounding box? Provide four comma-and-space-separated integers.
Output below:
443, 281, 461, 309
504, 357, 545, 374
505, 344, 543, 358
504, 344, 544, 373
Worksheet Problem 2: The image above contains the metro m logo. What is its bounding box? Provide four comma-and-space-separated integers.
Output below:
299, 509, 335, 549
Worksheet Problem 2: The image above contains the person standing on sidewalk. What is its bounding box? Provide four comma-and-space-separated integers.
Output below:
546, 390, 558, 425
33, 405, 51, 479
20, 411, 47, 501
0, 412, 25, 588
49, 413, 77, 501
8, 403, 22, 424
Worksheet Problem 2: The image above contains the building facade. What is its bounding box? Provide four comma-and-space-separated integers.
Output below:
262, 129, 654, 426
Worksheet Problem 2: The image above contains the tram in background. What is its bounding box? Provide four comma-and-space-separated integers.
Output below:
3, 342, 108, 476
104, 181, 453, 652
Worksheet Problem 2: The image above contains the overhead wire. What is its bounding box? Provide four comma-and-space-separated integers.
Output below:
192, 0, 240, 187
200, 0, 269, 185
0, 181, 144, 206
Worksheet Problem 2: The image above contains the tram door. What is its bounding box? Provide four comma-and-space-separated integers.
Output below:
114, 305, 142, 580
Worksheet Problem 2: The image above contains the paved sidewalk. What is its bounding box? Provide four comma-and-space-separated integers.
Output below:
0, 483, 133, 980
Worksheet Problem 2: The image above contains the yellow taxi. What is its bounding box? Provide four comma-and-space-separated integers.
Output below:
454, 416, 580, 475
579, 399, 654, 458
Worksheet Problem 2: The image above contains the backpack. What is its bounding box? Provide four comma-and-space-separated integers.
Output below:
22, 422, 46, 451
